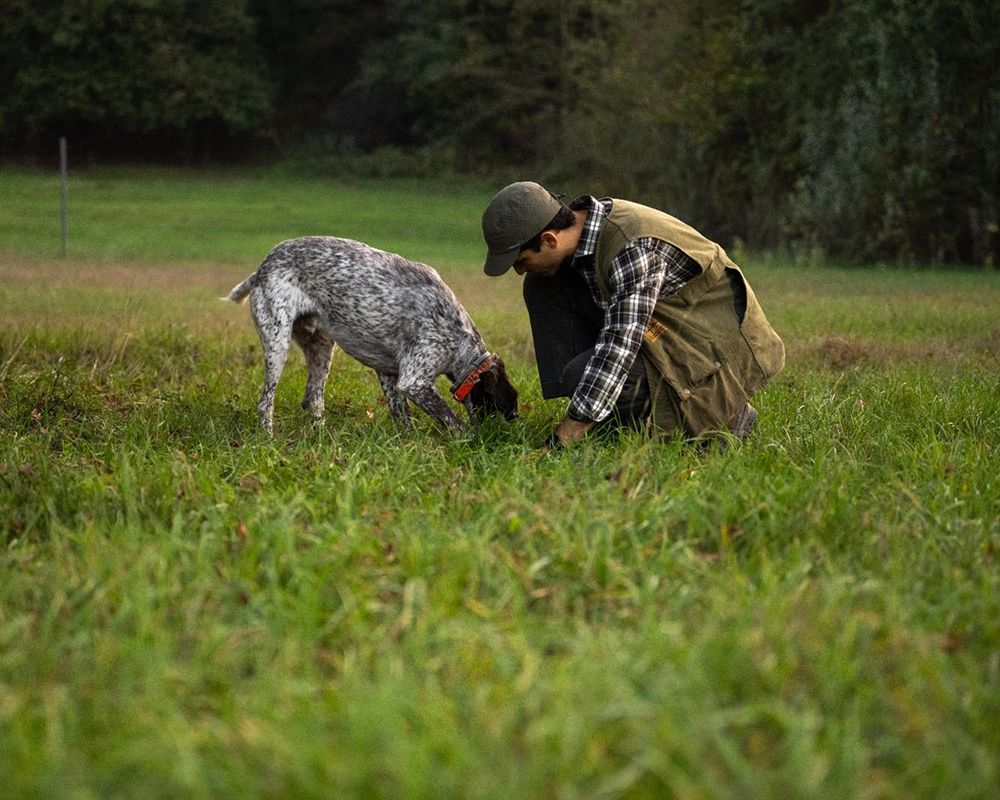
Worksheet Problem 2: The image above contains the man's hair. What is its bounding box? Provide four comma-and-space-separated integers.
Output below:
518, 203, 576, 253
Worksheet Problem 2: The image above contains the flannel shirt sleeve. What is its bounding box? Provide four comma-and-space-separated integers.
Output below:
567, 239, 699, 422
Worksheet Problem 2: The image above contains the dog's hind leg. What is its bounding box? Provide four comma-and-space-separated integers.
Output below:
376, 372, 413, 429
251, 296, 293, 436
293, 318, 336, 421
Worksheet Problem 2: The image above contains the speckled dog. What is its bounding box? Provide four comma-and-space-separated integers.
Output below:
226, 236, 518, 435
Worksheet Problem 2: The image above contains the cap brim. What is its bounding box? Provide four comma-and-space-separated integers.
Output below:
483, 246, 519, 276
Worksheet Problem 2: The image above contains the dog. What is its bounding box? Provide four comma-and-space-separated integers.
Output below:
226, 236, 518, 435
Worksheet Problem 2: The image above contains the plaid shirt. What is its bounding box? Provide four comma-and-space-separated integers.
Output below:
567, 196, 701, 422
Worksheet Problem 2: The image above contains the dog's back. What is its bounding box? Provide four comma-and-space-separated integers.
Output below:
248, 236, 481, 373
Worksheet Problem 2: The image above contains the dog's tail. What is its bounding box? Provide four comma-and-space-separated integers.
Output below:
223, 273, 256, 304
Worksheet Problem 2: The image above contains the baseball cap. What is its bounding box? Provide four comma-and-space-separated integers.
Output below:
482, 181, 563, 276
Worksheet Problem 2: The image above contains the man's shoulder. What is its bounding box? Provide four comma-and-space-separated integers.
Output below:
598, 199, 720, 274
606, 199, 684, 229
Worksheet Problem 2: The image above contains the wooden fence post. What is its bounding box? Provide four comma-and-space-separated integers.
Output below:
59, 137, 68, 257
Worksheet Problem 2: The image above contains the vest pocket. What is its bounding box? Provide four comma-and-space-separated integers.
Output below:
680, 361, 749, 435
641, 341, 749, 435
641, 264, 777, 434
641, 315, 721, 395
641, 316, 733, 432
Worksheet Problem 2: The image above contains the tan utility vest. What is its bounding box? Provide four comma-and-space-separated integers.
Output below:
593, 199, 785, 435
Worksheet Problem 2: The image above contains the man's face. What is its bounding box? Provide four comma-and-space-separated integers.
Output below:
512, 246, 562, 277
512, 229, 571, 277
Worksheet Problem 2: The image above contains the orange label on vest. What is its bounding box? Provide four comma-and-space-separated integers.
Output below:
644, 319, 666, 343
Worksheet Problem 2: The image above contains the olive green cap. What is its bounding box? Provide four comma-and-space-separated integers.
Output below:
482, 181, 563, 276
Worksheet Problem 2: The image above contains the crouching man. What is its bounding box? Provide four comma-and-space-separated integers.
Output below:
481, 181, 785, 448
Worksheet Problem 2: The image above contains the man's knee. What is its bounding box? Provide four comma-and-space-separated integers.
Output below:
558, 349, 594, 398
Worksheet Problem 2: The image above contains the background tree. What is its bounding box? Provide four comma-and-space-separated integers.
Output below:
1, 0, 996, 265
0, 0, 273, 160
248, 0, 389, 149
345, 0, 623, 167
789, 0, 1000, 265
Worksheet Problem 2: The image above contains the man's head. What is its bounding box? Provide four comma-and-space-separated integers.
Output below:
482, 181, 577, 277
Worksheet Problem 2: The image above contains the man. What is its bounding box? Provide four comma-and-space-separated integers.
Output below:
481, 181, 785, 447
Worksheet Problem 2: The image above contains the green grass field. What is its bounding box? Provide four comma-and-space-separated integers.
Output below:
1, 167, 998, 799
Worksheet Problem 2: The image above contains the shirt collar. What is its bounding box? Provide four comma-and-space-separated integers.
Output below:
572, 195, 612, 260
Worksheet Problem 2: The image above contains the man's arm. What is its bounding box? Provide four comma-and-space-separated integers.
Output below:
551, 239, 699, 446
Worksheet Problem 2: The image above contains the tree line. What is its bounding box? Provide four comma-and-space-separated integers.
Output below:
2, 0, 997, 266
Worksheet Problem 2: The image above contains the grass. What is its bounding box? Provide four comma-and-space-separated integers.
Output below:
1, 167, 999, 798
0, 166, 492, 267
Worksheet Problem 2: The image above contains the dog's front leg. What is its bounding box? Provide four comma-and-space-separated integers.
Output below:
462, 397, 482, 424
399, 384, 465, 433
293, 319, 335, 421
376, 372, 413, 429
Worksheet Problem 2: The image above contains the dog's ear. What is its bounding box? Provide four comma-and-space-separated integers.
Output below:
489, 359, 518, 420
479, 367, 497, 391
466, 358, 518, 421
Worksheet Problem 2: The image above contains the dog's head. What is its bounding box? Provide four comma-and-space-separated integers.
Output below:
466, 356, 519, 421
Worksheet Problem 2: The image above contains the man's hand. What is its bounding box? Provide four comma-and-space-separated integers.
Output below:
542, 416, 595, 450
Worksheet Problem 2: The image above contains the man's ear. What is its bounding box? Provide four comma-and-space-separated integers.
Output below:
540, 230, 560, 250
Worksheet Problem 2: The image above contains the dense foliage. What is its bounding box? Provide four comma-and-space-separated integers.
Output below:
2, 0, 997, 265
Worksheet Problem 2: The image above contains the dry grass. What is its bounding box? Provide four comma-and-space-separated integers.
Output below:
0, 252, 525, 338
4, 251, 996, 375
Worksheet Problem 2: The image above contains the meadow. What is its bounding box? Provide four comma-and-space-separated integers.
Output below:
1, 167, 998, 799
